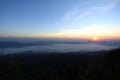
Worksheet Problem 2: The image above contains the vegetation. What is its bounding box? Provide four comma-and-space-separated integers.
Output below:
0, 48, 120, 80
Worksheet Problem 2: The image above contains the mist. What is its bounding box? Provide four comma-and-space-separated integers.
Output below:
0, 43, 117, 55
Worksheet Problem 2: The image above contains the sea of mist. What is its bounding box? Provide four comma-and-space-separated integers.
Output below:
0, 38, 119, 55
0, 42, 118, 55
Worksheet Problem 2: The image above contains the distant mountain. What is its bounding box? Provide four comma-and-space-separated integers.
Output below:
97, 40, 120, 46
0, 40, 92, 48
0, 41, 50, 48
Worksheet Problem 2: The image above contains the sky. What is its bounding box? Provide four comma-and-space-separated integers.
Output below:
0, 0, 120, 40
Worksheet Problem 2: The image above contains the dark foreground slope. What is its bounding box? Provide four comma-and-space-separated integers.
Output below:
0, 48, 120, 80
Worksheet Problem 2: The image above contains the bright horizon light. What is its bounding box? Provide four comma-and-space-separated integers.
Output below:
93, 37, 98, 41
39, 24, 120, 40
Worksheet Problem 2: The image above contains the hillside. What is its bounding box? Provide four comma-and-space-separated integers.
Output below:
0, 48, 120, 80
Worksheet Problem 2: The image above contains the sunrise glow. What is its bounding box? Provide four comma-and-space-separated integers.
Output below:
93, 37, 98, 41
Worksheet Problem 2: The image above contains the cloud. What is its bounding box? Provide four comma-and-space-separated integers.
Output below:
62, 0, 118, 24
90, 0, 117, 12
55, 25, 117, 35
38, 0, 120, 39
45, 24, 120, 39
73, 11, 92, 23
0, 43, 116, 55
63, 7, 78, 21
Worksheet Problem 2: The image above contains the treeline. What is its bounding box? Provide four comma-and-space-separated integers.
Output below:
0, 48, 120, 80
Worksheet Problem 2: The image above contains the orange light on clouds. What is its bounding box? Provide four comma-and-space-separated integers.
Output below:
12, 24, 120, 40
39, 24, 120, 40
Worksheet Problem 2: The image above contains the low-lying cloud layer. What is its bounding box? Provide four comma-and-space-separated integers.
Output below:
0, 43, 117, 55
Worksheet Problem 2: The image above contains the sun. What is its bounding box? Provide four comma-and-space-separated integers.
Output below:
93, 37, 98, 41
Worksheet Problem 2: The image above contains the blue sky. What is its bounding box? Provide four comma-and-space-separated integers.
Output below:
0, 0, 120, 40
